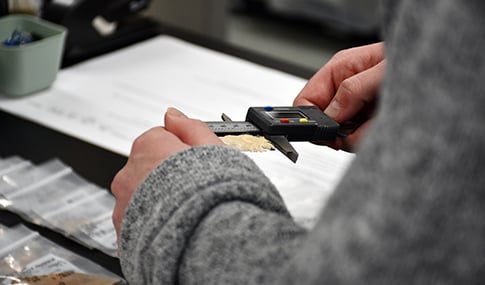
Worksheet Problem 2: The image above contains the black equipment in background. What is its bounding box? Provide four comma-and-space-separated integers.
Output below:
42, 0, 159, 67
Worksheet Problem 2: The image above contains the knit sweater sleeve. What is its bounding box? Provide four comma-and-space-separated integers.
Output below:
276, 1, 485, 283
119, 145, 306, 284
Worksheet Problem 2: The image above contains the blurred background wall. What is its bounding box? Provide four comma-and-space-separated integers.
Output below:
145, 0, 380, 72
144, 0, 227, 39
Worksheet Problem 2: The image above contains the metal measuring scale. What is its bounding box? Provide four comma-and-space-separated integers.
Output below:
205, 106, 340, 162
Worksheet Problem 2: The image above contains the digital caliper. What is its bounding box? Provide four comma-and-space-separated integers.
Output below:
206, 106, 340, 162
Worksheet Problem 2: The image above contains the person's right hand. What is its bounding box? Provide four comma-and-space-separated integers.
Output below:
111, 107, 224, 244
293, 42, 386, 151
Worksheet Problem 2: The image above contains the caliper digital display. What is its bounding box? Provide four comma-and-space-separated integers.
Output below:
245, 106, 339, 141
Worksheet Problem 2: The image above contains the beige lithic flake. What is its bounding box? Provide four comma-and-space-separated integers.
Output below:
221, 135, 274, 152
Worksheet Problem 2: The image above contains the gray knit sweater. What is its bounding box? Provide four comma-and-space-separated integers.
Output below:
119, 0, 485, 284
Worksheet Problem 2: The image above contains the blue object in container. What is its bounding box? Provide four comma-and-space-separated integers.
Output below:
3, 28, 35, 46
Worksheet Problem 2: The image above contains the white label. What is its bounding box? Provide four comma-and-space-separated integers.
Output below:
79, 214, 118, 251
21, 253, 82, 276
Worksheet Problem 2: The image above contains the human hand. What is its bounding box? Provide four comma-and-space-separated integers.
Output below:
293, 42, 385, 151
111, 107, 224, 241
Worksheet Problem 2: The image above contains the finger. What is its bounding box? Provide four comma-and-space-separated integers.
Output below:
324, 60, 385, 123
293, 61, 338, 110
328, 42, 385, 87
130, 126, 190, 161
294, 42, 385, 110
313, 119, 373, 152
164, 107, 224, 146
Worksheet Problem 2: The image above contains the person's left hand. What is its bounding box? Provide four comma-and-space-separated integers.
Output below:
111, 107, 224, 241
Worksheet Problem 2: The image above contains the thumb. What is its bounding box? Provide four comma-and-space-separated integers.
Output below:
164, 107, 224, 146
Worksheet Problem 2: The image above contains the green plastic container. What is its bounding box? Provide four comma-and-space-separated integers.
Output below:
0, 15, 66, 96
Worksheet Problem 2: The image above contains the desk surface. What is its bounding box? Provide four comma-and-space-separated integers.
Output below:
0, 20, 317, 278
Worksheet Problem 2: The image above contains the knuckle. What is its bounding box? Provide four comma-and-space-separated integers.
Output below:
339, 77, 362, 100
131, 136, 147, 153
110, 177, 121, 197
110, 169, 125, 196
331, 48, 350, 62
131, 127, 160, 151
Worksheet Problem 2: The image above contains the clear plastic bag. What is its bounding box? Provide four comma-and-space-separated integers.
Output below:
8, 172, 99, 226
0, 157, 118, 257
41, 192, 118, 256
0, 225, 122, 281
0, 159, 71, 199
77, 212, 118, 256
0, 156, 29, 174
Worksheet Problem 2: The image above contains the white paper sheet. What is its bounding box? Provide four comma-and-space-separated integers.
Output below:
0, 35, 354, 226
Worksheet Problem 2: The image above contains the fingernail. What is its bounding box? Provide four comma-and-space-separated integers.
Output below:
324, 100, 342, 118
166, 107, 187, 118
